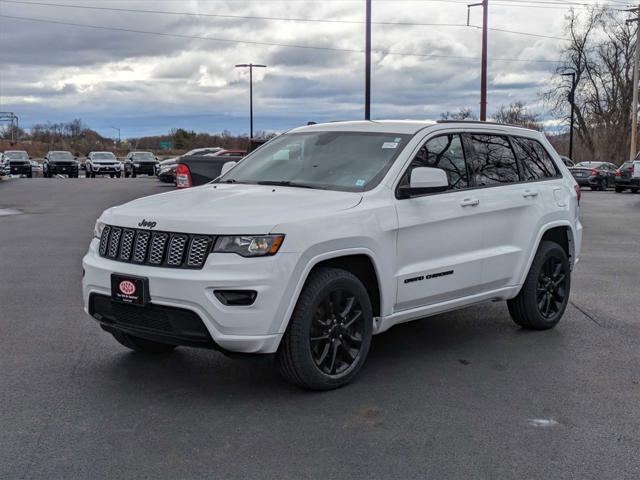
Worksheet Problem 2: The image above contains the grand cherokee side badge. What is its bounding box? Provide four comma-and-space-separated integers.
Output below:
138, 219, 157, 229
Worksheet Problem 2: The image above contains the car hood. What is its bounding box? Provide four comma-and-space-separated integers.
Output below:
101, 183, 363, 234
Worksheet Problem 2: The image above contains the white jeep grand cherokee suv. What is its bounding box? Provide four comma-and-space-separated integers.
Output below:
83, 120, 582, 390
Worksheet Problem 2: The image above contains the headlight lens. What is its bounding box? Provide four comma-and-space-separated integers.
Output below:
133, 163, 140, 167
213, 235, 284, 257
93, 220, 105, 239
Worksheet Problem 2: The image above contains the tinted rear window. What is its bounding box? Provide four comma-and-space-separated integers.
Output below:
511, 137, 559, 180
467, 134, 519, 186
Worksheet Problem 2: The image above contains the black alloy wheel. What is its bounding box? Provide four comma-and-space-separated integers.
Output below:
536, 256, 568, 319
309, 289, 366, 376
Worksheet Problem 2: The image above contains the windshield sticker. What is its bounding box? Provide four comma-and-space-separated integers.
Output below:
382, 142, 398, 149
355, 179, 366, 187
394, 137, 402, 143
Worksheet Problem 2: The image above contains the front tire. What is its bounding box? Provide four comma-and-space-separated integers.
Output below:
615, 186, 624, 193
277, 267, 373, 390
111, 331, 177, 353
508, 241, 570, 330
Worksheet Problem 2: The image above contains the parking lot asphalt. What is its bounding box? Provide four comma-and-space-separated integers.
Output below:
1, 178, 639, 479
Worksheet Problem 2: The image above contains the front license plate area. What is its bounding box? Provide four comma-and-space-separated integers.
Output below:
111, 274, 149, 306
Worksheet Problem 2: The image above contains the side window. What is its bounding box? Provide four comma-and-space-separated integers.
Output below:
400, 134, 468, 190
511, 137, 559, 180
467, 134, 520, 186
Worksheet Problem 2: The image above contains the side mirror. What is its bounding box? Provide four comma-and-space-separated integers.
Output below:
221, 161, 237, 176
29, 156, 33, 160
398, 167, 449, 198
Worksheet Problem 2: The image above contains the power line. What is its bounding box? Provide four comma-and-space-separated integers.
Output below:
0, 13, 563, 63
0, 0, 571, 40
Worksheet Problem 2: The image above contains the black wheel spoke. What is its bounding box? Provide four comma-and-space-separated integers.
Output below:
309, 287, 366, 376
328, 342, 339, 374
339, 296, 355, 319
343, 310, 362, 329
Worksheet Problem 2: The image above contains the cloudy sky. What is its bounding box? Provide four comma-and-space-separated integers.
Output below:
0, 0, 622, 138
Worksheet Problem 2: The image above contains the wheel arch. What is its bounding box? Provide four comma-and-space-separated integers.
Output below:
275, 249, 385, 338
517, 221, 576, 287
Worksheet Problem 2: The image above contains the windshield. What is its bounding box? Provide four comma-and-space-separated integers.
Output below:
575, 162, 600, 168
49, 151, 74, 160
93, 152, 116, 160
4, 151, 28, 160
131, 152, 155, 161
219, 131, 411, 191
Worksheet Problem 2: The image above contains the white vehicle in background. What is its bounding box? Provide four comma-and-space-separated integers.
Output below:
86, 151, 122, 178
633, 160, 640, 179
83, 120, 582, 390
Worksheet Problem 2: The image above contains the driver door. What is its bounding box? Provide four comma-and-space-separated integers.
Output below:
394, 133, 485, 311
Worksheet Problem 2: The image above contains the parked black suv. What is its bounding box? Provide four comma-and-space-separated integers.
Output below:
43, 151, 79, 178
2, 150, 32, 177
124, 151, 158, 178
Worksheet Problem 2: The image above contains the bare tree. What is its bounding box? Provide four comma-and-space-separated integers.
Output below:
440, 108, 478, 121
543, 7, 635, 164
491, 102, 543, 131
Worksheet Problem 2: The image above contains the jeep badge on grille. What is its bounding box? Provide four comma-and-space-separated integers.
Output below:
138, 219, 157, 229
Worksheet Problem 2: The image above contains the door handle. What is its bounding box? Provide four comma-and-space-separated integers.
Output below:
460, 197, 480, 207
522, 189, 539, 198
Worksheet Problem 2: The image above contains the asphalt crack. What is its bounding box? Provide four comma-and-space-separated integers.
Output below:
570, 300, 602, 326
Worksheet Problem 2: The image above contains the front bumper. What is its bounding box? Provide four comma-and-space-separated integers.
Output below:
10, 165, 31, 175
132, 164, 156, 175
92, 166, 121, 173
49, 164, 78, 175
82, 239, 301, 353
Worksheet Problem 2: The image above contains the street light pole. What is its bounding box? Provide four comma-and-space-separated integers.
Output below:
365, 0, 372, 120
235, 63, 267, 139
561, 72, 576, 161
628, 5, 640, 161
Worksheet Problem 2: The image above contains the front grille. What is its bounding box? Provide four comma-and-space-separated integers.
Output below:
99, 225, 215, 269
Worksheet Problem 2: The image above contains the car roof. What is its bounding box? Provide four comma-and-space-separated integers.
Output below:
288, 119, 543, 135
4, 150, 27, 153
90, 151, 115, 154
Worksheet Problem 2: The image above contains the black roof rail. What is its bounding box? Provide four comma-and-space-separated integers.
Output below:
436, 119, 532, 129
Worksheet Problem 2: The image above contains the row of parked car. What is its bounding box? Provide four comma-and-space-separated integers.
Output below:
567, 160, 640, 192
0, 149, 164, 178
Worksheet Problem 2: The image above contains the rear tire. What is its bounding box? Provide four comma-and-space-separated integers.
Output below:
111, 331, 177, 354
615, 186, 624, 193
277, 267, 373, 390
132, 172, 137, 178
632, 188, 639, 194
507, 241, 570, 330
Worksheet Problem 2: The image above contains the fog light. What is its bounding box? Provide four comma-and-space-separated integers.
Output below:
214, 290, 257, 306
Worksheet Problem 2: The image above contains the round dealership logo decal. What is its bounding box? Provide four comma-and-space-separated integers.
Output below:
119, 280, 136, 296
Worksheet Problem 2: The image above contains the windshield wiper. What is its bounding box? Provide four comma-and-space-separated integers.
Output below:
256, 180, 326, 190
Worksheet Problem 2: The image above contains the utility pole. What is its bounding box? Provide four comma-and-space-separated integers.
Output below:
365, 0, 372, 120
561, 72, 576, 161
468, 1, 489, 120
235, 63, 267, 139
628, 5, 640, 161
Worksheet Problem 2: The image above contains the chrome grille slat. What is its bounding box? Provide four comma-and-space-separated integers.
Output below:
119, 229, 135, 261
149, 233, 169, 265
108, 227, 122, 258
99, 226, 111, 256
98, 224, 212, 269
167, 234, 188, 266
187, 236, 212, 268
133, 231, 151, 263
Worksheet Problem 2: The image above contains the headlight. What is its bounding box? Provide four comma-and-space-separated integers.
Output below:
213, 235, 284, 257
93, 220, 105, 239
133, 163, 140, 167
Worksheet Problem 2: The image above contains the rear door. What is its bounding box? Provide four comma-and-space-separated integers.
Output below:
462, 133, 550, 290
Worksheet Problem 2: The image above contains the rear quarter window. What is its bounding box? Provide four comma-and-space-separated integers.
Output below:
511, 137, 559, 181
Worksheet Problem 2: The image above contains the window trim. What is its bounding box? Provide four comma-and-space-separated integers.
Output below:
394, 131, 563, 200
